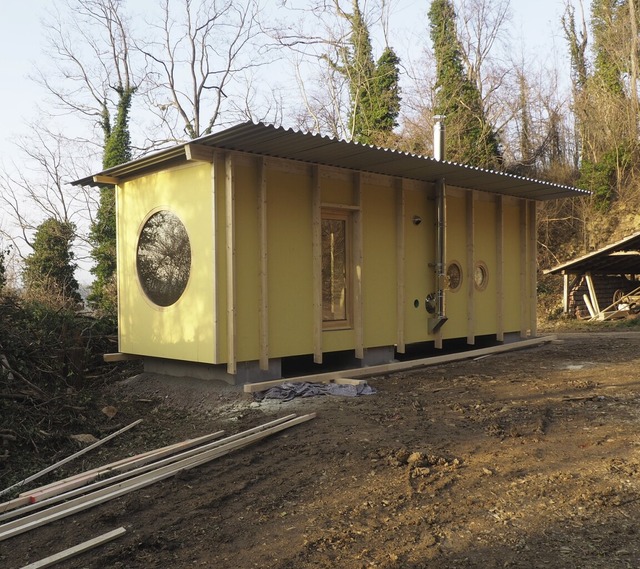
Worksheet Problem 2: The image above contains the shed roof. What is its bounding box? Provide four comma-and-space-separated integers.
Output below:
73, 121, 589, 201
545, 231, 640, 275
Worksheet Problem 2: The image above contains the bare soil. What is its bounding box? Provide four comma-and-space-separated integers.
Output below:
3, 331, 640, 568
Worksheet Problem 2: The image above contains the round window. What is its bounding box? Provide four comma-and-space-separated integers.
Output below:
474, 262, 489, 291
136, 210, 191, 307
446, 261, 463, 292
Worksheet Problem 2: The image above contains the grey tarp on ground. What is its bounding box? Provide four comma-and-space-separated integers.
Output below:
255, 381, 376, 402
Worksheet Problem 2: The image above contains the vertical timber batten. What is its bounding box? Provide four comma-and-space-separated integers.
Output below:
115, 183, 122, 352
529, 201, 538, 337
353, 173, 364, 360
466, 190, 475, 345
434, 178, 446, 350
396, 178, 406, 354
519, 200, 528, 338
225, 153, 237, 374
211, 158, 220, 362
495, 195, 504, 342
258, 158, 269, 370
312, 165, 323, 364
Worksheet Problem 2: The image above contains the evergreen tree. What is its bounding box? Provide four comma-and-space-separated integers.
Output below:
428, 0, 501, 168
23, 218, 81, 305
338, 1, 401, 145
88, 86, 135, 316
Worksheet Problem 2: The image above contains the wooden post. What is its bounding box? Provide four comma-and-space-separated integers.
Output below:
396, 179, 406, 354
529, 201, 538, 337
312, 166, 323, 364
211, 157, 220, 362
258, 158, 269, 370
519, 200, 528, 338
585, 271, 600, 315
225, 153, 237, 375
495, 195, 504, 341
353, 173, 364, 360
466, 191, 475, 345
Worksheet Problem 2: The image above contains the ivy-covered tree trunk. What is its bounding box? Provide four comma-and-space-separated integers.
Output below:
338, 1, 402, 145
23, 218, 81, 306
88, 86, 134, 317
428, 0, 501, 169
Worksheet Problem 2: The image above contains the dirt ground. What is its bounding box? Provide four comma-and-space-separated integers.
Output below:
3, 331, 640, 568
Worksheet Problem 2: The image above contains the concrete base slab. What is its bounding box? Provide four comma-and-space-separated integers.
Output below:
361, 346, 396, 367
143, 357, 282, 387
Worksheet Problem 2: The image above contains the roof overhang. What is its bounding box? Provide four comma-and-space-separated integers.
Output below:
72, 122, 590, 201
546, 231, 640, 275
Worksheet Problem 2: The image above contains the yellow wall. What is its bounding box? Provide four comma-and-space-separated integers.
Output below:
118, 163, 215, 362
474, 197, 498, 336
117, 154, 535, 366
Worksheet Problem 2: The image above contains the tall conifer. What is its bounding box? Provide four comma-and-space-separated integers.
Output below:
428, 0, 501, 168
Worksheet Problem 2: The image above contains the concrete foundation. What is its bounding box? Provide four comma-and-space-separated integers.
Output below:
143, 356, 282, 386
361, 346, 396, 367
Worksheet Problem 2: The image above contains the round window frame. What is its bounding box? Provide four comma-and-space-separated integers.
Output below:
474, 261, 489, 292
446, 261, 463, 293
136, 209, 192, 308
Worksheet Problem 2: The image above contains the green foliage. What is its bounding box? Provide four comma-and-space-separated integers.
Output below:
428, 0, 501, 168
23, 218, 81, 306
338, 1, 402, 145
0, 246, 8, 291
578, 145, 632, 211
89, 86, 135, 317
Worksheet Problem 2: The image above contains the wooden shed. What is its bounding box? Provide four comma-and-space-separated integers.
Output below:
546, 231, 640, 319
74, 122, 588, 385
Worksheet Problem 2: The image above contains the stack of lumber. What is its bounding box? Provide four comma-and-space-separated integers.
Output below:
0, 413, 315, 543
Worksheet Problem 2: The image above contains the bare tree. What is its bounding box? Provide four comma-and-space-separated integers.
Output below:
0, 127, 97, 265
36, 0, 143, 153
138, 0, 266, 142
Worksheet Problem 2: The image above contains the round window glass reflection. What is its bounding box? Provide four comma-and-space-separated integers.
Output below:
474, 262, 489, 291
136, 210, 191, 307
446, 262, 463, 292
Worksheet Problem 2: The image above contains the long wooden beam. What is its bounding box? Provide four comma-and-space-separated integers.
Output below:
353, 173, 364, 360
0, 420, 142, 499
312, 166, 323, 364
225, 153, 237, 374
529, 201, 538, 337
1, 419, 292, 525
19, 527, 126, 569
244, 335, 557, 392
258, 157, 269, 370
0, 415, 315, 542
466, 190, 475, 345
496, 195, 504, 341
396, 178, 406, 353
519, 200, 528, 338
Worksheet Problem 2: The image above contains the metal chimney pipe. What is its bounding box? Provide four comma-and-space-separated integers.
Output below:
433, 115, 446, 161
429, 115, 448, 336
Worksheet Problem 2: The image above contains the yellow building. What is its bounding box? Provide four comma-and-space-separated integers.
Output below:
75, 122, 588, 385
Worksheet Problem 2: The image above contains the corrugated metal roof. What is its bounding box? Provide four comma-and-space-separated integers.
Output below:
73, 121, 590, 201
546, 231, 640, 275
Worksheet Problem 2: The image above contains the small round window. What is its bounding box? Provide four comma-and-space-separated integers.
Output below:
136, 210, 191, 307
474, 261, 489, 291
446, 261, 463, 292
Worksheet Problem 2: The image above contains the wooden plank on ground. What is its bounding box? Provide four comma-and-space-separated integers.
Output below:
0, 420, 142, 499
19, 527, 126, 569
103, 353, 142, 363
244, 335, 557, 393
23, 431, 226, 505
0, 415, 315, 542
